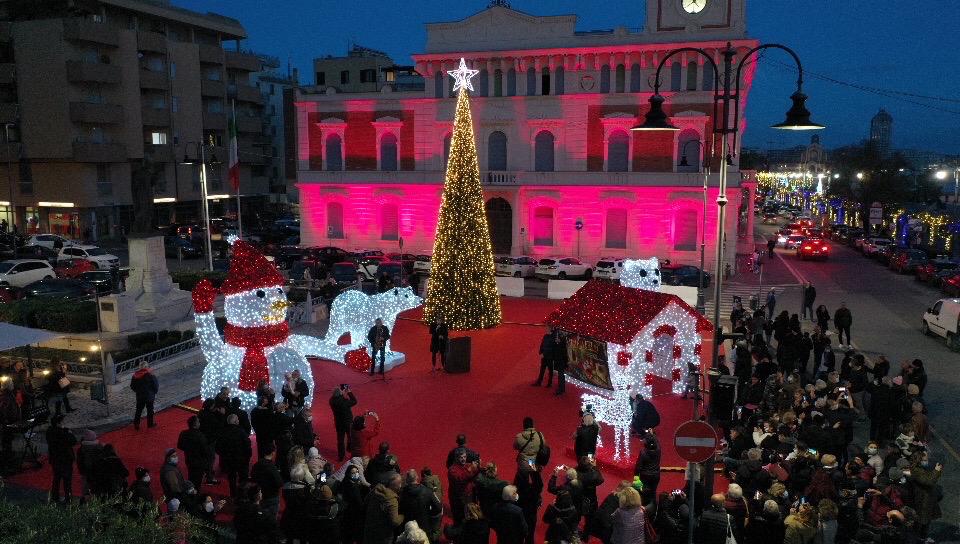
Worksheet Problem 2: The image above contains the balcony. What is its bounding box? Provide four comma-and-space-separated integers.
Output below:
202, 111, 227, 130
238, 144, 265, 165
69, 102, 123, 125
137, 31, 166, 53
233, 84, 263, 104
0, 103, 16, 124
297, 169, 729, 188
66, 60, 121, 84
236, 116, 261, 134
140, 106, 169, 126
0, 63, 13, 85
0, 22, 11, 42
144, 144, 173, 162
224, 51, 260, 72
200, 79, 224, 97
198, 43, 224, 64
139, 69, 169, 90
73, 140, 127, 162
63, 19, 119, 48
0, 142, 21, 162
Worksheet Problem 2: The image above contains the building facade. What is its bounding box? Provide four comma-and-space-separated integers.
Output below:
0, 0, 267, 240
251, 56, 299, 207
294, 1, 759, 270
870, 108, 893, 157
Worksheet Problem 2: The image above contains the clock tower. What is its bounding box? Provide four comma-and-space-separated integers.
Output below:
645, 0, 746, 38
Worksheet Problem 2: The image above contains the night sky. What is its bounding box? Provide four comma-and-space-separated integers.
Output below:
178, 0, 960, 154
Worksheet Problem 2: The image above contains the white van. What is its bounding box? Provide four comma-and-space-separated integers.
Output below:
922, 298, 960, 350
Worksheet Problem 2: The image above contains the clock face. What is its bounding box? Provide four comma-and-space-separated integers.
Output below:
682, 0, 707, 14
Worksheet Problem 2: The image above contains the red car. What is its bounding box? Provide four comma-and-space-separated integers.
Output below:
54, 257, 95, 278
0, 285, 22, 303
943, 272, 960, 296
796, 238, 830, 260
916, 259, 960, 284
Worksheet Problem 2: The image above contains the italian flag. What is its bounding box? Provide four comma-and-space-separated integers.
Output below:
228, 109, 239, 191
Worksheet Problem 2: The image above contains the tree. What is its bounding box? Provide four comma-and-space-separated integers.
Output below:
828, 141, 911, 229
423, 85, 502, 330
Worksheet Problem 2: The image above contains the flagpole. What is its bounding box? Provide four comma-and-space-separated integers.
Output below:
231, 99, 243, 239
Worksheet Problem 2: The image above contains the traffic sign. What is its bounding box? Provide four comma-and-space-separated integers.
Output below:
674, 420, 719, 463
869, 203, 883, 226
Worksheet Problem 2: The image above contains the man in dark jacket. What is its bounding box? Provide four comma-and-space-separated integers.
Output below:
366, 441, 401, 485
228, 397, 252, 434
329, 385, 357, 461
76, 429, 104, 497
292, 409, 316, 450
46, 414, 77, 502
129, 362, 159, 430
553, 331, 569, 395
160, 447, 188, 503
491, 484, 528, 544
445, 434, 480, 468
399, 469, 441, 535
250, 395, 277, 459
802, 282, 817, 320
533, 329, 555, 387
177, 415, 214, 490
834, 302, 853, 347
630, 393, 660, 436
217, 413, 252, 497
367, 318, 391, 376
251, 443, 283, 519
696, 494, 731, 544
429, 317, 449, 371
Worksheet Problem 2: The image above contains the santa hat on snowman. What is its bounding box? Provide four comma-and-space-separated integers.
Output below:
192, 238, 289, 392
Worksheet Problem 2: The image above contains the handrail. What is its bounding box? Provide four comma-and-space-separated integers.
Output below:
112, 336, 200, 376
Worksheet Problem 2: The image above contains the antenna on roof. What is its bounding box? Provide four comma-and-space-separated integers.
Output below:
488, 0, 511, 7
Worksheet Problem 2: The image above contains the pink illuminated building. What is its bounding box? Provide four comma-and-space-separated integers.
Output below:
294, 1, 759, 270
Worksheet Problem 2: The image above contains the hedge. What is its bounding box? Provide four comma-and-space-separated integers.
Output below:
171, 271, 228, 291
0, 299, 98, 332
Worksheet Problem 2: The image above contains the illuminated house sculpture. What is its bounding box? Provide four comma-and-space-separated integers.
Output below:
192, 240, 421, 410
545, 280, 712, 460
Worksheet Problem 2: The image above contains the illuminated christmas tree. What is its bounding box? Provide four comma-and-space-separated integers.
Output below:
424, 59, 502, 330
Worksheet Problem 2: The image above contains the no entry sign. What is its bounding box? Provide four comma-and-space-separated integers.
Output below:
674, 420, 719, 463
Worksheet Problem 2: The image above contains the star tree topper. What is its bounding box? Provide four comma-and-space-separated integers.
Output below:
447, 58, 480, 93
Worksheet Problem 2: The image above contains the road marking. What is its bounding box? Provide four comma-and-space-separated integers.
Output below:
776, 250, 808, 285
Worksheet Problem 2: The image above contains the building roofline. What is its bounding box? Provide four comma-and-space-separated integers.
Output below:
100, 0, 247, 39
423, 4, 577, 28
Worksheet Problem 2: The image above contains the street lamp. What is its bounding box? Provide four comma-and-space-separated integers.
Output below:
4, 122, 16, 255
181, 141, 220, 271
679, 138, 710, 314
935, 167, 960, 204
632, 42, 822, 529
856, 172, 864, 181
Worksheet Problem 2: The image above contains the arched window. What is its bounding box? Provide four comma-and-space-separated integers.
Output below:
507, 68, 517, 96
669, 62, 682, 92
381, 204, 399, 241
615, 64, 625, 93
526, 67, 536, 96
630, 63, 642, 92
434, 71, 444, 98
443, 133, 452, 168
606, 208, 627, 249
380, 133, 398, 171
607, 131, 629, 172
488, 131, 507, 171
702, 61, 715, 92
540, 67, 550, 95
534, 131, 554, 172
493, 69, 503, 97
326, 202, 344, 239
554, 66, 565, 95
477, 69, 488, 97
600, 65, 611, 93
673, 209, 698, 251
686, 61, 698, 91
677, 129, 701, 172
325, 134, 343, 171
533, 206, 554, 246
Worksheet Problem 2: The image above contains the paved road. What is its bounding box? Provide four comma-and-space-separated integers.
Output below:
757, 223, 960, 533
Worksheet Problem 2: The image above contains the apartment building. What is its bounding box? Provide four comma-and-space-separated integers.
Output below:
251, 55, 299, 206
0, 0, 268, 239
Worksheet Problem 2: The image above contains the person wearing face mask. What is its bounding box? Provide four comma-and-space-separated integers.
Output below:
340, 464, 368, 544
160, 448, 188, 504
491, 485, 528, 544
906, 451, 943, 538
128, 467, 154, 517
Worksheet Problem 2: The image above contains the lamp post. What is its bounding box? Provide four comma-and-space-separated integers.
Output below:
632, 42, 823, 538
679, 138, 710, 314
936, 167, 960, 205
181, 141, 220, 271
4, 123, 15, 254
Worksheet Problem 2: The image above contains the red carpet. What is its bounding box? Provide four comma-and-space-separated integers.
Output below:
10, 296, 715, 532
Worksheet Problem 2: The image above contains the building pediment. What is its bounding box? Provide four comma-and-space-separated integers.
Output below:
424, 6, 577, 54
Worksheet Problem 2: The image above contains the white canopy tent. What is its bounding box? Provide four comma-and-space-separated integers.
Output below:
0, 322, 62, 351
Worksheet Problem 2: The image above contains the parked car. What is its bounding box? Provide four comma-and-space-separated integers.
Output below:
305, 246, 351, 270
661, 263, 711, 287
874, 243, 898, 263
861, 238, 893, 257
0, 259, 56, 287
385, 253, 418, 275
331, 262, 361, 284
21, 278, 95, 300
164, 237, 202, 259
496, 255, 538, 278
916, 258, 960, 284
19, 244, 60, 264
79, 270, 116, 295
26, 234, 76, 249
58, 245, 119, 269
0, 285, 23, 303
353, 249, 385, 259
922, 298, 960, 350
376, 261, 405, 285
782, 235, 806, 250
54, 258, 96, 279
534, 257, 593, 280
796, 238, 830, 260
942, 272, 960, 297
888, 249, 927, 274
594, 258, 627, 281
413, 254, 432, 276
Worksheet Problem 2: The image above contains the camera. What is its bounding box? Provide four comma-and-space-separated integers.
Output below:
527, 459, 536, 467
340, 384, 348, 390
320, 473, 327, 483
808, 448, 818, 456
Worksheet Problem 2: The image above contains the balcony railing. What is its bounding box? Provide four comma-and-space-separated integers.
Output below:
140, 106, 170, 126
224, 50, 261, 72
298, 169, 730, 188
201, 79, 225, 97
136, 31, 166, 53
198, 43, 224, 64
69, 101, 123, 124
73, 140, 127, 162
66, 60, 121, 84
138, 69, 169, 90
233, 84, 263, 104
63, 18, 119, 47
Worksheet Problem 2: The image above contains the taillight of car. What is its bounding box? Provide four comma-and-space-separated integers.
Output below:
803, 246, 811, 250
